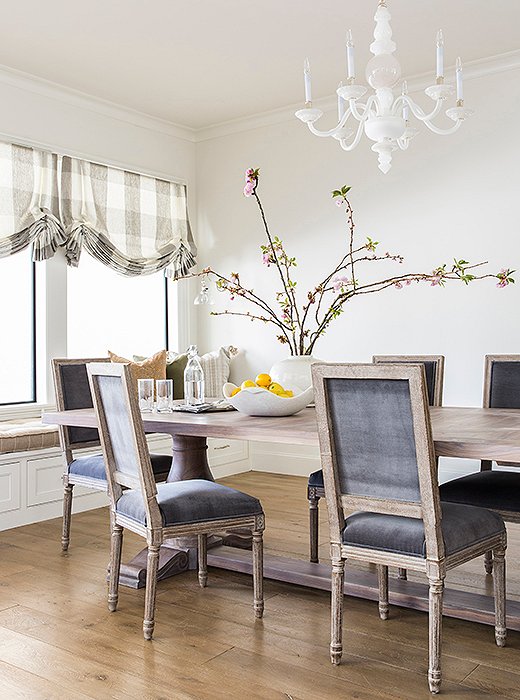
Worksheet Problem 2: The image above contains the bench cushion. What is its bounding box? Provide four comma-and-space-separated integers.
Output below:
116, 479, 263, 527
440, 471, 520, 513
0, 420, 59, 454
342, 502, 505, 558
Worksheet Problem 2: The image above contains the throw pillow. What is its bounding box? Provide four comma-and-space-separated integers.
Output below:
134, 352, 188, 400
108, 349, 167, 386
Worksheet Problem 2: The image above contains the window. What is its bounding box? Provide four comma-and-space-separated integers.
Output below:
67, 253, 170, 359
0, 249, 36, 404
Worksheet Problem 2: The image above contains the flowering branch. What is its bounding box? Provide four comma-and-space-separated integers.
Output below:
174, 169, 514, 356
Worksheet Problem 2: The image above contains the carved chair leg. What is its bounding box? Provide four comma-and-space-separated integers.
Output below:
493, 547, 507, 647
143, 544, 160, 640
428, 577, 444, 694
377, 564, 389, 620
397, 567, 408, 581
252, 529, 264, 619
198, 534, 208, 588
108, 524, 123, 612
62, 483, 74, 552
484, 550, 494, 575
330, 558, 345, 666
309, 491, 320, 563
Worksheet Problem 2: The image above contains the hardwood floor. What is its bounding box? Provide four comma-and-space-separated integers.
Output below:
0, 471, 519, 699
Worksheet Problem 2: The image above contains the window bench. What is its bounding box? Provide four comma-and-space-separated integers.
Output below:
0, 420, 249, 531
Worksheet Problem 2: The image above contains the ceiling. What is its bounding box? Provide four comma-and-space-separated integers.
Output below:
1, 0, 519, 130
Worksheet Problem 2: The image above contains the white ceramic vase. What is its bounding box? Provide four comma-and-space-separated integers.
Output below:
269, 355, 320, 393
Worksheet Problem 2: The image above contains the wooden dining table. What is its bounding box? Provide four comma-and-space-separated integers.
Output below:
43, 405, 520, 631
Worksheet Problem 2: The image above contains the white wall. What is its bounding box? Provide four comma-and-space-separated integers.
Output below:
195, 69, 520, 409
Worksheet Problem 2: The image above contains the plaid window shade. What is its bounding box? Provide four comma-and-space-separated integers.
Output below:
0, 141, 196, 277
61, 156, 197, 277
0, 142, 66, 261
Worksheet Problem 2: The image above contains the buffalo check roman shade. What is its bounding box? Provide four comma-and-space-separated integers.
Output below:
0, 141, 196, 277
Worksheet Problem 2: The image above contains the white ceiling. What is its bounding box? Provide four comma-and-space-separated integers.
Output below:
1, 0, 519, 130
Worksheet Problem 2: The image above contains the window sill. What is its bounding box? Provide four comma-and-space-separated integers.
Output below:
0, 403, 54, 423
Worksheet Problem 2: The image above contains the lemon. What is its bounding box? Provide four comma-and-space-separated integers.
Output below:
230, 387, 241, 397
268, 382, 284, 395
255, 373, 272, 388
285, 390, 294, 398
241, 379, 257, 389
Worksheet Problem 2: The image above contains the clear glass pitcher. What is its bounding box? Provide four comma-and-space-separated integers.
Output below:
184, 345, 205, 405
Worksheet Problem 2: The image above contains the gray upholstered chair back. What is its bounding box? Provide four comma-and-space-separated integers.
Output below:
87, 363, 158, 515
325, 376, 421, 503
372, 355, 444, 407
312, 363, 443, 560
52, 358, 110, 450
484, 355, 520, 409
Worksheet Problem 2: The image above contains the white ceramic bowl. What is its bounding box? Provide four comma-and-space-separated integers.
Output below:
222, 382, 313, 417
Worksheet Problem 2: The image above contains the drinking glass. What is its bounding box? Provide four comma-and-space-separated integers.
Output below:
138, 378, 154, 412
156, 379, 173, 412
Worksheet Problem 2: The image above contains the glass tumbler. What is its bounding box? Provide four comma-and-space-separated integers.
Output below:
138, 378, 154, 412
156, 379, 173, 412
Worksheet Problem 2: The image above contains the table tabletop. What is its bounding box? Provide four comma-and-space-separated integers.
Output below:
43, 405, 520, 463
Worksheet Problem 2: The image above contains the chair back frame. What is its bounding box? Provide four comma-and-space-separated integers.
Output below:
87, 362, 163, 533
52, 357, 110, 463
372, 355, 445, 407
312, 363, 445, 564
483, 354, 520, 408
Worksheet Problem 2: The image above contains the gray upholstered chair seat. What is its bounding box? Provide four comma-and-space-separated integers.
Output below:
342, 502, 505, 558
116, 479, 263, 526
308, 469, 324, 488
70, 452, 172, 482
440, 471, 520, 512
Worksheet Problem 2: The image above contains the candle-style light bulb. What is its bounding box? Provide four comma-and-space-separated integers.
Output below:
456, 56, 464, 103
304, 57, 312, 104
436, 29, 444, 80
346, 29, 355, 80
337, 82, 345, 121
401, 81, 409, 122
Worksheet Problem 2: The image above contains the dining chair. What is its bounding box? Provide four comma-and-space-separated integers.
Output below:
307, 355, 444, 566
87, 361, 265, 640
440, 354, 520, 575
312, 362, 506, 694
53, 357, 172, 551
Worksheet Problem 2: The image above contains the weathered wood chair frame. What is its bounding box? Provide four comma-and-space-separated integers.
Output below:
312, 362, 506, 695
480, 355, 520, 573
87, 362, 265, 640
53, 356, 113, 551
53, 357, 171, 552
307, 355, 445, 566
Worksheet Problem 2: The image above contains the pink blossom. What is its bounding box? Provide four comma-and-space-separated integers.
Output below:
336, 199, 343, 207
262, 253, 271, 265
245, 168, 255, 179
332, 275, 350, 292
497, 279, 508, 288
243, 181, 255, 197
394, 281, 403, 289
405, 279, 412, 286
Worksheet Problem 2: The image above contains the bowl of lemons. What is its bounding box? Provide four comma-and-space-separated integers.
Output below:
223, 373, 313, 417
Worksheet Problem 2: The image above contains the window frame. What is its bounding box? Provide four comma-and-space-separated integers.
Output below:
0, 256, 37, 407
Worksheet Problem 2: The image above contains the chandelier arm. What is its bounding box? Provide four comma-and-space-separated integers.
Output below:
349, 95, 377, 122
397, 138, 411, 151
396, 95, 444, 123
307, 110, 352, 137
422, 119, 463, 136
339, 120, 365, 151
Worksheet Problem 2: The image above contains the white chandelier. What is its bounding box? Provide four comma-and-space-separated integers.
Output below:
295, 0, 473, 174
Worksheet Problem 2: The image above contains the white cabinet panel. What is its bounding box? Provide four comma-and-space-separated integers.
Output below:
0, 461, 21, 513
26, 455, 65, 506
208, 438, 248, 467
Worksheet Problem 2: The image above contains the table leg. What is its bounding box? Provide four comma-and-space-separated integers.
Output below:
119, 434, 251, 588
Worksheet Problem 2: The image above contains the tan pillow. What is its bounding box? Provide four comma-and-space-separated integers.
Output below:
108, 349, 167, 385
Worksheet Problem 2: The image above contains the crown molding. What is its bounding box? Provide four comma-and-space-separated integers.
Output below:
1, 50, 519, 146
0, 64, 197, 143
195, 49, 520, 142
